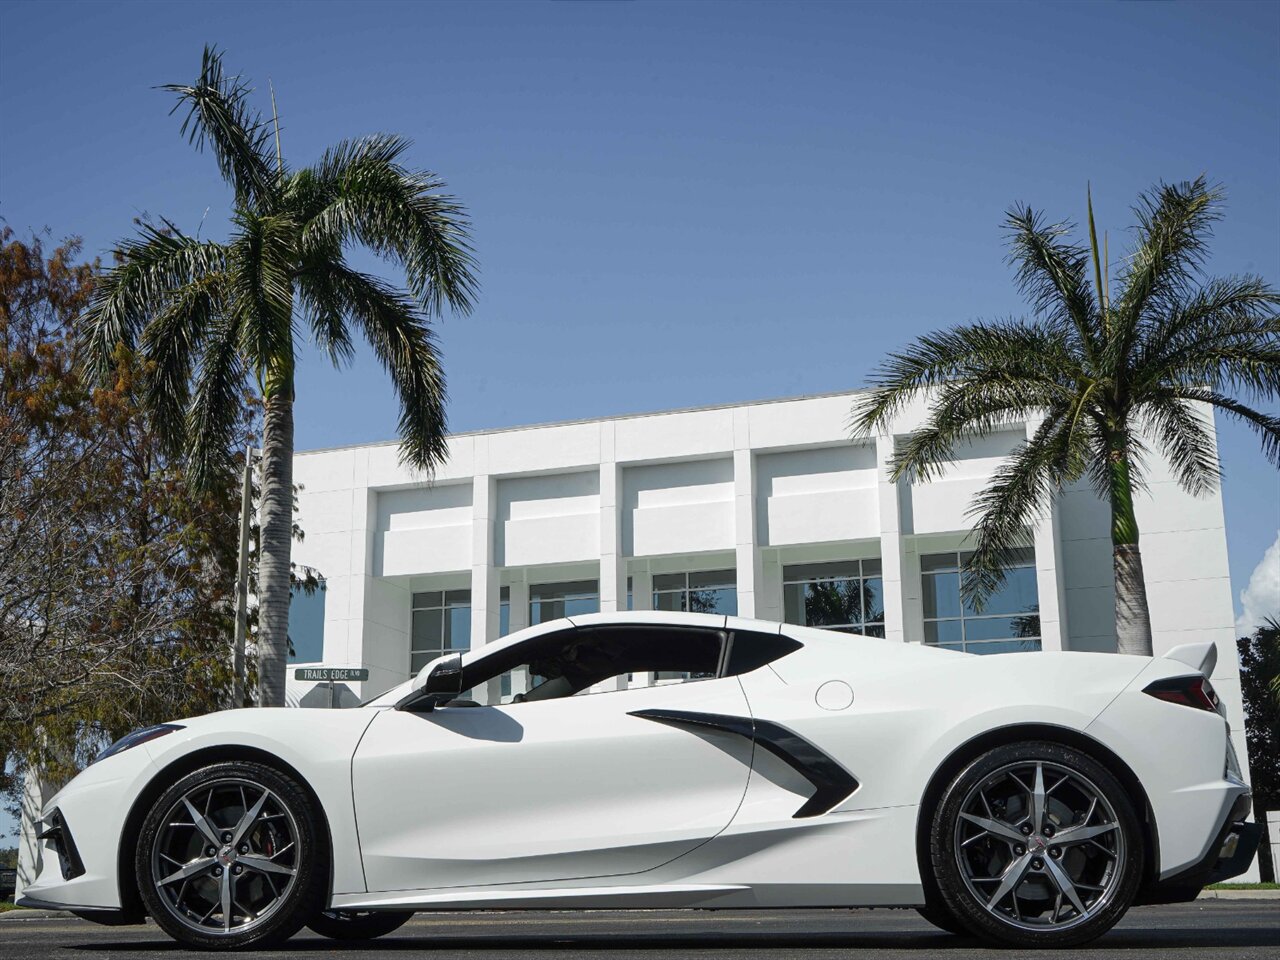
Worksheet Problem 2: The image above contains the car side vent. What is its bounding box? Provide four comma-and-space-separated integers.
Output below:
36, 809, 85, 881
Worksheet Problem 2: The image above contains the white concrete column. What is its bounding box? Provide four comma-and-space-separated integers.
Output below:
15, 770, 50, 902
876, 435, 909, 644
470, 472, 500, 702
508, 573, 530, 635
759, 551, 784, 622
733, 409, 763, 618
631, 565, 653, 611
599, 454, 629, 689
1025, 420, 1068, 651
507, 573, 530, 697
631, 563, 654, 686
599, 460, 626, 614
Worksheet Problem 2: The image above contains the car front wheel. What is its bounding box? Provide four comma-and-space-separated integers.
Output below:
136, 760, 327, 950
929, 741, 1143, 949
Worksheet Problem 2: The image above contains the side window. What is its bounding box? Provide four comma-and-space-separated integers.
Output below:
464, 626, 726, 706
725, 630, 803, 676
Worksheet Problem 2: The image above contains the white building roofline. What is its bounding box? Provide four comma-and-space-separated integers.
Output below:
294, 387, 872, 457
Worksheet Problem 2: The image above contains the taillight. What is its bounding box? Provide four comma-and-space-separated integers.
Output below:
1144, 675, 1220, 713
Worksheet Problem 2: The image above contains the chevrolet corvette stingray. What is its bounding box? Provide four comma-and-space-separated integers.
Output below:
19, 611, 1258, 949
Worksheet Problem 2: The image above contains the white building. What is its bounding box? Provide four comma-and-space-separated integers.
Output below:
287, 390, 1252, 790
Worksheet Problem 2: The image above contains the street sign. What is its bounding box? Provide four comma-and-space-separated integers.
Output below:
293, 667, 369, 682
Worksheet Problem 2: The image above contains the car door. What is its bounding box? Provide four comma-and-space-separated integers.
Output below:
351, 622, 754, 893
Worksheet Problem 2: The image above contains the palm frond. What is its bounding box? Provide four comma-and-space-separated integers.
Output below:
1137, 393, 1222, 496
1165, 387, 1280, 466
1003, 205, 1100, 362
185, 312, 246, 489
891, 376, 1069, 483
138, 273, 225, 453
295, 247, 356, 367
962, 410, 1086, 608
321, 263, 449, 470
297, 134, 478, 316
160, 45, 276, 204
852, 319, 1083, 440
226, 209, 296, 381
1111, 176, 1224, 364
79, 222, 228, 379
1137, 276, 1280, 399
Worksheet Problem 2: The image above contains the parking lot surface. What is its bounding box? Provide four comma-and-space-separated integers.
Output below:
2, 902, 1278, 959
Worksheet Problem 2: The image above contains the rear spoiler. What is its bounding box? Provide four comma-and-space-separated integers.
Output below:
1163, 641, 1217, 677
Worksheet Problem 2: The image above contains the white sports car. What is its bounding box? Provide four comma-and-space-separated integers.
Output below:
19, 611, 1258, 950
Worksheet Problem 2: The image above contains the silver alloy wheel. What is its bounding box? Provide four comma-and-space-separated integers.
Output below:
953, 760, 1125, 930
150, 777, 301, 935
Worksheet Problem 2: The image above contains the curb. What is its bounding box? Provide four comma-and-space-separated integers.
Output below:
0, 908, 73, 920
1196, 889, 1280, 899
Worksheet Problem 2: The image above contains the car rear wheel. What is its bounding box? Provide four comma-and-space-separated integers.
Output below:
307, 909, 414, 940
135, 760, 327, 950
929, 741, 1142, 948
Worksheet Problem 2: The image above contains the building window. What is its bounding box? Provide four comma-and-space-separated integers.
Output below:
410, 589, 471, 674
529, 580, 599, 625
288, 580, 326, 663
782, 561, 884, 637
652, 570, 738, 616
921, 548, 1041, 654
499, 586, 510, 637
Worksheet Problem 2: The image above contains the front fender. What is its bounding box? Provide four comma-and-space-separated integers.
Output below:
140, 708, 381, 897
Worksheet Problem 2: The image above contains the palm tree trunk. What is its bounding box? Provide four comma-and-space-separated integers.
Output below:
257, 386, 295, 706
1108, 445, 1155, 657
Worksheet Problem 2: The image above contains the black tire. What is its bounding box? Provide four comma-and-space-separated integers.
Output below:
929, 741, 1143, 949
135, 760, 328, 950
914, 903, 970, 936
307, 909, 414, 940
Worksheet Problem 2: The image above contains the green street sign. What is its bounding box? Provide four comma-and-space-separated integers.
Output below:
293, 667, 369, 682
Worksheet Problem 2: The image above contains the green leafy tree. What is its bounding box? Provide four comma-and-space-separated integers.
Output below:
852, 178, 1280, 655
81, 47, 478, 704
0, 227, 245, 802
1238, 619, 1279, 881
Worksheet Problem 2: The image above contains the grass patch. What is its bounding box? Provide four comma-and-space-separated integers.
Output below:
0, 902, 23, 912
1206, 882, 1280, 890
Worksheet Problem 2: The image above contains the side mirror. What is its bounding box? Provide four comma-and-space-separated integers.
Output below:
424, 653, 464, 697
403, 653, 464, 712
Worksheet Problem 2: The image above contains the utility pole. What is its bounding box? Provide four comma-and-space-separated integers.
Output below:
232, 447, 256, 706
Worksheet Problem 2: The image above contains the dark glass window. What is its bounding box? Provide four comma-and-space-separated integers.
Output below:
921, 548, 1040, 654
529, 580, 599, 624
652, 569, 737, 615
462, 625, 727, 706
782, 560, 884, 637
410, 589, 471, 674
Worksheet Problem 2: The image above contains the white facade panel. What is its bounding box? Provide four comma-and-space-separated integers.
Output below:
623, 459, 735, 557
756, 446, 878, 547
497, 472, 600, 567
614, 408, 735, 462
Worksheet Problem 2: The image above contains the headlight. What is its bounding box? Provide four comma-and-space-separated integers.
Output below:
93, 723, 184, 764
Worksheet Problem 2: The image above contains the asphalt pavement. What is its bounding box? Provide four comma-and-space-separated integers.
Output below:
2, 902, 1277, 959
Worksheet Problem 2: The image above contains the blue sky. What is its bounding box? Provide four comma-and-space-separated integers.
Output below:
1, 0, 1277, 795
3, 0, 1277, 605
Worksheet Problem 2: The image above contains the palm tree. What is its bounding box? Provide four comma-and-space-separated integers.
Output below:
81, 47, 477, 704
852, 178, 1280, 656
